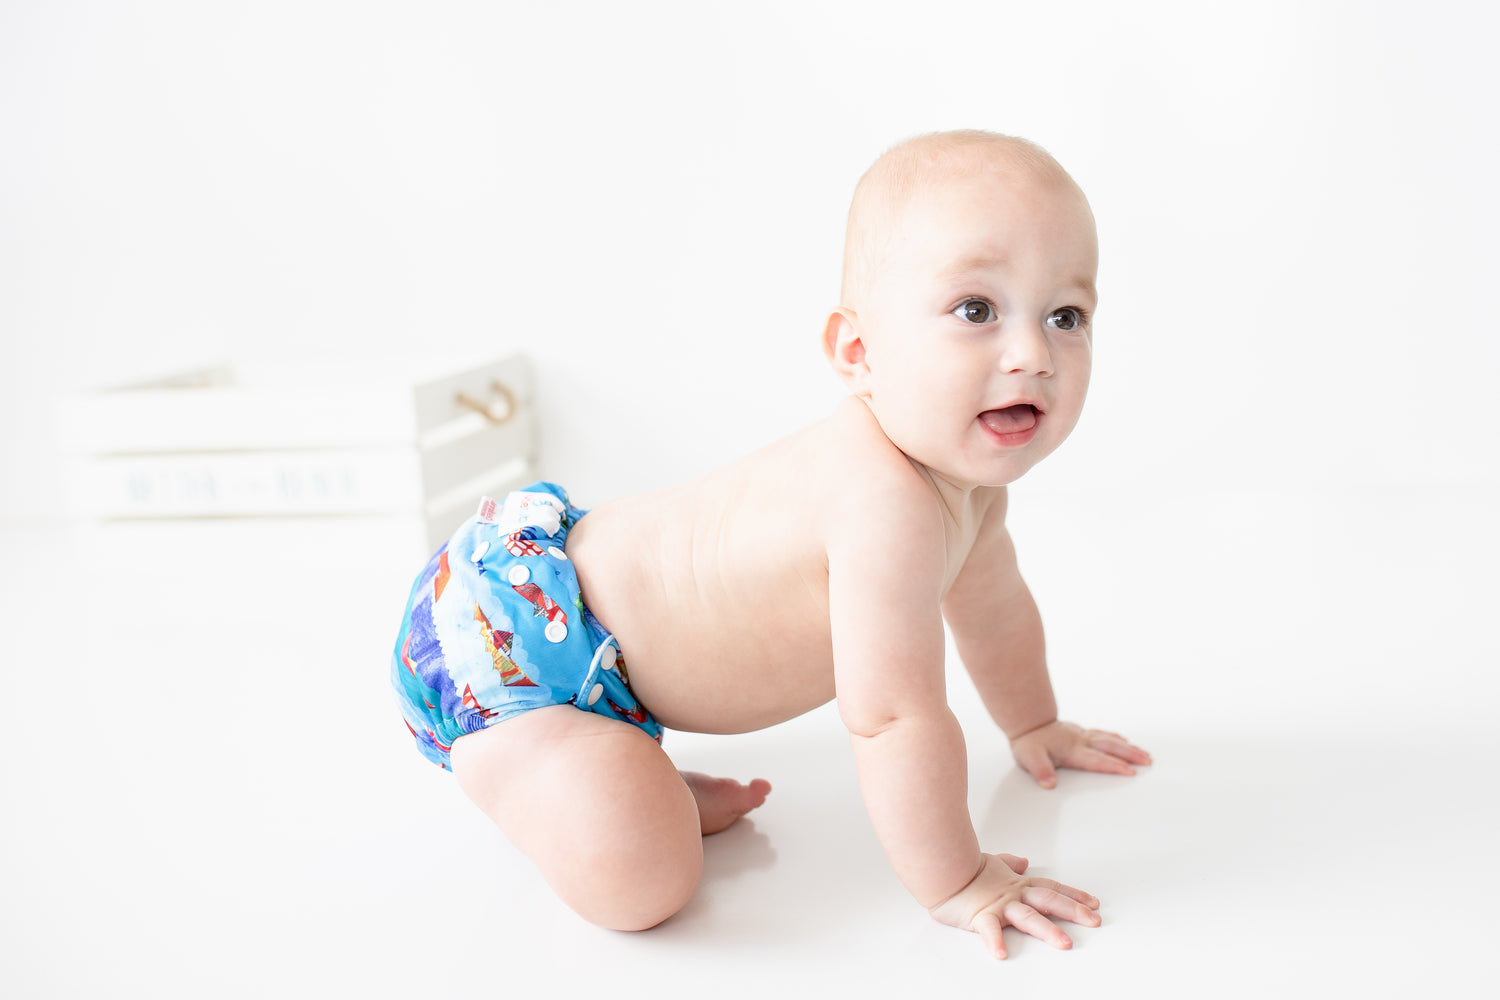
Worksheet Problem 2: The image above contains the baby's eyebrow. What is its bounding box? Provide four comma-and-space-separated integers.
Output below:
935, 253, 1008, 282
936, 254, 1098, 302
1065, 275, 1098, 302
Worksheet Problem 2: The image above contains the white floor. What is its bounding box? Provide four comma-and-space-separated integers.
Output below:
2, 485, 1496, 998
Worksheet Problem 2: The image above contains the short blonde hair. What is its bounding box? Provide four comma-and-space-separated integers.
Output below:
839, 130, 1075, 309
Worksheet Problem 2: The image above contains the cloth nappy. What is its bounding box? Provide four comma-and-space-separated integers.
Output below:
391, 482, 663, 770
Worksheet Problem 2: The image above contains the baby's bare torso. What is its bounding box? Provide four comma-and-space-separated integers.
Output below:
566, 398, 992, 734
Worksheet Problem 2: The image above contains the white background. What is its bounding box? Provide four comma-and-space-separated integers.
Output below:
2, 1, 1497, 997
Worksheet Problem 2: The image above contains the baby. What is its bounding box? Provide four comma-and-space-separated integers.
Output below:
391, 129, 1150, 960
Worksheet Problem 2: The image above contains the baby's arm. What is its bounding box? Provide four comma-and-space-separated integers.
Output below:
942, 489, 1150, 787
828, 482, 980, 904
827, 479, 1099, 956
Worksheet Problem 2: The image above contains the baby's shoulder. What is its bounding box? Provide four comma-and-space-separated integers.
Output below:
713, 398, 944, 553
820, 397, 944, 522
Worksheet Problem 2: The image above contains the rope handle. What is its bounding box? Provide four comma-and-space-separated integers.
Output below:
454, 380, 517, 424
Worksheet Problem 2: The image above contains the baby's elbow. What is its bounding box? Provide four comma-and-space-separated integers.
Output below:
840, 706, 904, 740
839, 700, 946, 740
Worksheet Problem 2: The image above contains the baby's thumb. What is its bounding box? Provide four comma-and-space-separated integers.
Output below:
1015, 744, 1058, 789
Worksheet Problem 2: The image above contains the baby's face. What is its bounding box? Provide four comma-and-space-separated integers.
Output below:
855, 163, 1098, 489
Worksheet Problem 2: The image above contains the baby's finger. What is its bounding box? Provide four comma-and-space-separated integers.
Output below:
974, 911, 1006, 960
1023, 885, 1102, 928
1003, 900, 1073, 950
1089, 732, 1152, 764
996, 853, 1029, 874
1065, 746, 1137, 776
1023, 877, 1099, 909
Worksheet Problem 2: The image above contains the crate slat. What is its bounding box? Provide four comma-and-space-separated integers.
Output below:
57, 354, 537, 542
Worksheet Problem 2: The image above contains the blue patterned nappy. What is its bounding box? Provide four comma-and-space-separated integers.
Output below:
391, 482, 663, 770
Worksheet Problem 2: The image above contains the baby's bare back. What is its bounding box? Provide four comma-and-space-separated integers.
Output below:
567, 416, 844, 733
568, 398, 990, 734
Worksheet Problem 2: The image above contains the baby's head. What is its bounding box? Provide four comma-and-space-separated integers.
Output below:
824, 130, 1099, 489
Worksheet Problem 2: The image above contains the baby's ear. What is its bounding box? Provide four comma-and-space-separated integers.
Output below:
822, 307, 871, 395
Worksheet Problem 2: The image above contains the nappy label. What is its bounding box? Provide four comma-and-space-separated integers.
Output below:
497, 491, 565, 537
476, 496, 500, 523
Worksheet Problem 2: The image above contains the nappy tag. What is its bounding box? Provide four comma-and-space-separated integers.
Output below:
475, 496, 500, 523
496, 491, 565, 537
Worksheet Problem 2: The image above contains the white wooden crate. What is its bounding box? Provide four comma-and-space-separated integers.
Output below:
56, 354, 536, 551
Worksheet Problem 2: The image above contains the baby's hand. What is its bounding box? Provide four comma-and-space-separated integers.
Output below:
929, 853, 1100, 960
1010, 720, 1151, 789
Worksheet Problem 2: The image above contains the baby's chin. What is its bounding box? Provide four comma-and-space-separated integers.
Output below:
964, 443, 1065, 489
878, 412, 1058, 490
910, 450, 1042, 492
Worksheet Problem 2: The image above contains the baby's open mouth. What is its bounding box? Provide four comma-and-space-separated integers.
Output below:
979, 404, 1039, 435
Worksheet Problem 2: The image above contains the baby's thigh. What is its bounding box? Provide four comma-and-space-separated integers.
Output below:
450, 705, 702, 930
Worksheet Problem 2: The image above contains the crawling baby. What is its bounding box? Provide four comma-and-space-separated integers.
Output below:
391, 129, 1150, 960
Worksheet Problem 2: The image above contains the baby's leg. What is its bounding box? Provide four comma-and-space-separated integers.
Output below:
450, 705, 766, 931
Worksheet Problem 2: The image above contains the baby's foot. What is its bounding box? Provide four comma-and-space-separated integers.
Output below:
680, 771, 772, 835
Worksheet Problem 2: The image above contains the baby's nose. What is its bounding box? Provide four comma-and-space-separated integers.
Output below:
998, 323, 1054, 377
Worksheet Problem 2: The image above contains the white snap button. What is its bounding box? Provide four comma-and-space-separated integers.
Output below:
601, 645, 618, 671
545, 620, 567, 643
469, 540, 490, 563
547, 546, 568, 561
587, 683, 603, 706
507, 565, 530, 585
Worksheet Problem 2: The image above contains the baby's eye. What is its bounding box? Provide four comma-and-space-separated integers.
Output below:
1046, 307, 1085, 331
953, 299, 996, 324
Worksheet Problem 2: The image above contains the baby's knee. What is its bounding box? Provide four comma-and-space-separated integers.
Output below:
454, 708, 705, 930
566, 832, 704, 931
